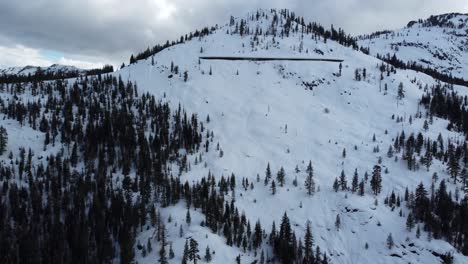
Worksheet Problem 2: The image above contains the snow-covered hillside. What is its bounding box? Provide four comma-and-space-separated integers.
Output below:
1, 9, 468, 264
358, 13, 468, 80
114, 10, 468, 264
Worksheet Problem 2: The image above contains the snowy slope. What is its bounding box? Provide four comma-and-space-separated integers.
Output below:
0, 64, 85, 76
111, 10, 468, 264
1, 9, 467, 264
358, 13, 468, 80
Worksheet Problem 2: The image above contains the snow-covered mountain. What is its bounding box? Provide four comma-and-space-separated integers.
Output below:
117, 10, 468, 263
358, 13, 468, 81
1, 9, 467, 264
0, 64, 85, 76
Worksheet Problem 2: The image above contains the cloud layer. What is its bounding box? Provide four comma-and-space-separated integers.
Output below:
1, 0, 467, 69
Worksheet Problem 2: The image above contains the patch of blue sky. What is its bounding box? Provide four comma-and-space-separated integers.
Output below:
41, 50, 64, 61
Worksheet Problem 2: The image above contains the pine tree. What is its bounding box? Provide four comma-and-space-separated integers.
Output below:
423, 120, 429, 131
387, 145, 394, 158
169, 243, 174, 259
333, 178, 339, 192
253, 220, 263, 248
447, 144, 460, 183
265, 163, 272, 185
271, 180, 276, 195
358, 179, 365, 196
386, 233, 394, 249
351, 169, 359, 193
370, 165, 382, 195
397, 82, 405, 100
204, 246, 212, 262
188, 238, 200, 264
305, 161, 315, 195
335, 214, 341, 230
235, 255, 241, 264
147, 238, 152, 253
339, 170, 347, 191
304, 220, 314, 263
0, 126, 7, 155
159, 224, 168, 264
186, 210, 191, 225
406, 212, 414, 231
276, 212, 294, 263
277, 167, 286, 187
182, 240, 189, 264
424, 149, 433, 171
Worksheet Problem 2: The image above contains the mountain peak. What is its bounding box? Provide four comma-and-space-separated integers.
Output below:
407, 12, 468, 29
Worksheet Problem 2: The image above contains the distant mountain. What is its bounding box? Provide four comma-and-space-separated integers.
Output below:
0, 64, 85, 76
0, 63, 114, 83
358, 13, 468, 82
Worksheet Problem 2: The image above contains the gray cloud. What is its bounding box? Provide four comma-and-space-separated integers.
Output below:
0, 0, 467, 68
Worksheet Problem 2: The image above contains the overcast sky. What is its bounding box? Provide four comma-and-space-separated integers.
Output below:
0, 0, 467, 69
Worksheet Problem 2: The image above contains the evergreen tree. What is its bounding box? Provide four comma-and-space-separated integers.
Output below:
370, 165, 382, 195
188, 238, 200, 264
275, 212, 295, 263
204, 246, 212, 262
333, 177, 339, 192
182, 240, 189, 264
339, 170, 347, 191
358, 179, 365, 196
147, 238, 152, 253
186, 210, 191, 225
351, 169, 359, 193
304, 220, 314, 263
397, 82, 405, 100
159, 225, 168, 264
0, 126, 7, 155
277, 167, 286, 187
265, 163, 272, 185
169, 243, 175, 259
386, 233, 394, 249
305, 161, 315, 195
447, 144, 460, 183
335, 214, 341, 230
406, 212, 414, 231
